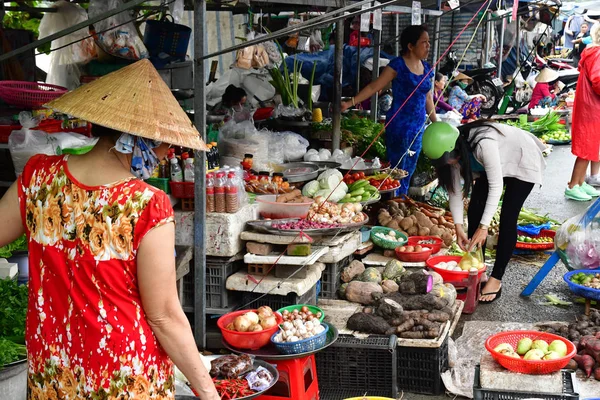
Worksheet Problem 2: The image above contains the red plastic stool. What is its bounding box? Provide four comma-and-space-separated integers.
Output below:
257, 355, 319, 400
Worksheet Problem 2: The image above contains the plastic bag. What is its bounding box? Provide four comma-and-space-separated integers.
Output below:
555, 202, 600, 270
88, 0, 148, 60
309, 30, 324, 53
38, 1, 97, 89
236, 46, 254, 69
252, 45, 270, 69
168, 0, 185, 24
9, 112, 60, 175
273, 132, 309, 161
51, 132, 99, 154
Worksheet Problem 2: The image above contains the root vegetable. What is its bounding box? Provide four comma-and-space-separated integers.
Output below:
396, 319, 415, 333
379, 210, 393, 226
386, 220, 400, 230
566, 359, 578, 370
345, 281, 383, 305
595, 367, 600, 381
407, 226, 419, 236
426, 312, 450, 322
347, 312, 392, 335
429, 226, 443, 237
412, 318, 439, 330
234, 316, 252, 332
260, 315, 278, 329
398, 272, 433, 295
430, 218, 439, 225
381, 280, 399, 294
399, 218, 414, 231
413, 211, 434, 228
341, 260, 365, 283
400, 328, 440, 339
418, 227, 431, 236
573, 354, 595, 377
375, 298, 405, 320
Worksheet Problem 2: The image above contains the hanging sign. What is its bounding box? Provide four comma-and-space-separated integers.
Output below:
448, 0, 460, 10
361, 4, 371, 32
412, 1, 422, 26
373, 2, 382, 31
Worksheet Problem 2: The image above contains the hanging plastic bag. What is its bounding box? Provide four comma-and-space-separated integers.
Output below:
458, 246, 484, 271
309, 30, 324, 53
252, 45, 270, 69
9, 112, 60, 175
88, 0, 148, 60
236, 46, 255, 69
555, 202, 600, 270
38, 1, 97, 89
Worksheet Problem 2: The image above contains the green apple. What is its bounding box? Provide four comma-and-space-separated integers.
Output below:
523, 349, 545, 360
543, 351, 562, 360
548, 340, 568, 357
516, 338, 533, 355
494, 343, 514, 354
505, 351, 521, 359
531, 339, 549, 353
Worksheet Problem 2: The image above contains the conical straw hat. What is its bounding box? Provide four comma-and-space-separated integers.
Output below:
451, 72, 474, 83
45, 59, 207, 151
535, 68, 559, 83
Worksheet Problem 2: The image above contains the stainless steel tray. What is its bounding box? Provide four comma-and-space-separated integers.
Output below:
279, 162, 319, 183
339, 161, 382, 176
246, 214, 369, 236
223, 323, 339, 360
312, 161, 341, 172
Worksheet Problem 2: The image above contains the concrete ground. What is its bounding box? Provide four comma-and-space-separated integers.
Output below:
407, 145, 592, 400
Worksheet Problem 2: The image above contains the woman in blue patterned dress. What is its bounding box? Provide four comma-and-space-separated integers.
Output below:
342, 25, 438, 195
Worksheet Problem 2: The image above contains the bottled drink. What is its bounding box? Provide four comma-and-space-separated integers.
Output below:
206, 173, 215, 212
211, 142, 220, 169
214, 171, 226, 213
184, 157, 195, 182
206, 144, 213, 170
159, 159, 169, 178
169, 156, 183, 182
225, 172, 239, 213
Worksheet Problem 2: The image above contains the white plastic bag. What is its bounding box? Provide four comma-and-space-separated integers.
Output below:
9, 113, 59, 175
38, 1, 97, 89
88, 0, 148, 60
52, 132, 99, 154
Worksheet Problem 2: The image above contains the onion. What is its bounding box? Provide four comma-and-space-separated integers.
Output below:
316, 312, 322, 319
257, 306, 274, 317
244, 312, 259, 325
226, 323, 235, 331
260, 315, 278, 329
248, 324, 264, 332
234, 315, 252, 332
301, 306, 309, 313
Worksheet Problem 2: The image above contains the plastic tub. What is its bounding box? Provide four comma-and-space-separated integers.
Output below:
407, 236, 443, 254
277, 304, 325, 322
217, 309, 283, 350
256, 195, 313, 219
485, 330, 576, 374
395, 246, 433, 262
426, 255, 487, 281
370, 226, 408, 250
564, 270, 600, 301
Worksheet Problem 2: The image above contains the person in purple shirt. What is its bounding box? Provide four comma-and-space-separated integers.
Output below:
433, 73, 461, 116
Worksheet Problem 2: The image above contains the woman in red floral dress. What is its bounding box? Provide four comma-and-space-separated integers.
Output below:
0, 60, 219, 399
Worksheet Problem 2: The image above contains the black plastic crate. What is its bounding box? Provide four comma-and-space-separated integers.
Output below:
316, 334, 398, 399
239, 283, 317, 311
473, 364, 578, 400
396, 334, 449, 395
319, 254, 353, 300
182, 256, 242, 313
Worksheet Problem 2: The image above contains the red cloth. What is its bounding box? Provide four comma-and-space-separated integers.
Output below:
528, 82, 554, 109
18, 154, 175, 398
572, 46, 600, 162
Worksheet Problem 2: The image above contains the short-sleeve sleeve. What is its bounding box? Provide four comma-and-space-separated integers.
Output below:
133, 189, 175, 251
387, 57, 404, 74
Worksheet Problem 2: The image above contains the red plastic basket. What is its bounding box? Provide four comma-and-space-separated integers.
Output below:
395, 246, 433, 262
407, 236, 443, 254
485, 330, 576, 374
515, 229, 556, 251
169, 181, 195, 198
217, 309, 283, 350
0, 81, 67, 108
426, 255, 487, 281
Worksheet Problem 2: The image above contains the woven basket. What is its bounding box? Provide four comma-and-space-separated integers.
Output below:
0, 81, 67, 108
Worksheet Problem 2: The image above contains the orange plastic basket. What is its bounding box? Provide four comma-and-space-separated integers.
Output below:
485, 330, 576, 374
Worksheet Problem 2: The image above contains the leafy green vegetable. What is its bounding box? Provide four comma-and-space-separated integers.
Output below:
0, 338, 26, 368
0, 234, 27, 258
341, 116, 386, 161
0, 278, 28, 339
503, 111, 567, 137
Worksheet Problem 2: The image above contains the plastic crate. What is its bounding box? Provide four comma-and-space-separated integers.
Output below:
319, 254, 353, 300
473, 364, 578, 400
145, 177, 170, 194
182, 256, 243, 313
316, 334, 398, 399
240, 284, 317, 310
396, 334, 449, 395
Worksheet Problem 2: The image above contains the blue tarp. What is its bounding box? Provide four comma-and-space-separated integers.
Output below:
283, 45, 393, 101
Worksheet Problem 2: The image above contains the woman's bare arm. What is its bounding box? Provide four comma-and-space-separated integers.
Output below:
426, 91, 438, 122
137, 223, 219, 400
0, 182, 25, 247
341, 66, 397, 112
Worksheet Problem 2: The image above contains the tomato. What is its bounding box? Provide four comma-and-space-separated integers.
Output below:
358, 172, 365, 178
347, 178, 354, 185
352, 173, 361, 180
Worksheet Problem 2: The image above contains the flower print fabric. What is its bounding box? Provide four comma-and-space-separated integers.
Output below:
18, 154, 176, 399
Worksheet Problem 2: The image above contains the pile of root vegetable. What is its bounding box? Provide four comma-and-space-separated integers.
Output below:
378, 198, 455, 247
338, 258, 457, 339
539, 309, 600, 380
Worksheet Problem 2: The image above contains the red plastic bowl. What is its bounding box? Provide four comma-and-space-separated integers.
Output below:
485, 330, 576, 374
426, 255, 487, 281
217, 309, 283, 350
395, 246, 433, 262
407, 236, 443, 254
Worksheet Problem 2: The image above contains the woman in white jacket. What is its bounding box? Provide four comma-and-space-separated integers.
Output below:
422, 121, 547, 303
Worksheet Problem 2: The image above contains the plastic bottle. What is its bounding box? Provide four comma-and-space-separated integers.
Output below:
225, 172, 239, 213
184, 158, 195, 182
206, 173, 215, 212
159, 159, 169, 179
170, 156, 183, 182
214, 171, 226, 213
211, 142, 220, 169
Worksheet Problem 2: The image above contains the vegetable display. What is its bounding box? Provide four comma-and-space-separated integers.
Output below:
306, 198, 366, 225
570, 272, 600, 289
378, 199, 455, 246
339, 179, 380, 203
340, 116, 387, 161
272, 220, 340, 230
0, 234, 27, 259
301, 169, 348, 203
368, 175, 400, 191
517, 235, 553, 244
224, 307, 278, 333
503, 111, 568, 140
0, 278, 28, 368
492, 338, 568, 361
275, 189, 312, 204
397, 245, 430, 254
0, 338, 26, 368
281, 306, 323, 322
272, 318, 326, 343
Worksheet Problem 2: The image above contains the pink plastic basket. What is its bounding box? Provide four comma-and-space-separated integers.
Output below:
0, 81, 67, 108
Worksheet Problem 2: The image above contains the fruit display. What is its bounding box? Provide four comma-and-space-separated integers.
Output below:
225, 307, 278, 333
343, 170, 367, 186
306, 198, 366, 225
493, 338, 568, 361
272, 318, 326, 343
569, 272, 600, 289
377, 198, 455, 246
517, 235, 553, 244
540, 131, 571, 142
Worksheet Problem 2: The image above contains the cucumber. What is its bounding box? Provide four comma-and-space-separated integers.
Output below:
361, 193, 373, 201
349, 188, 365, 196
349, 179, 369, 191
343, 193, 352, 199
363, 185, 378, 193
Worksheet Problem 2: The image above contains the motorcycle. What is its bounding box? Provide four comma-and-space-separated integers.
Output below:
439, 52, 504, 115
534, 53, 579, 91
